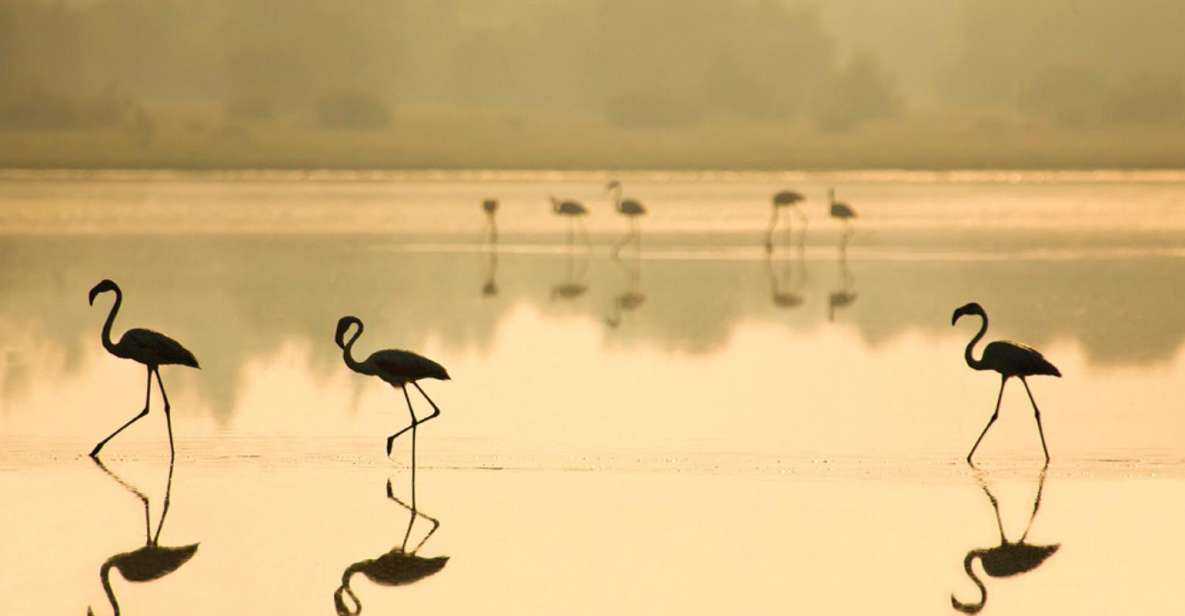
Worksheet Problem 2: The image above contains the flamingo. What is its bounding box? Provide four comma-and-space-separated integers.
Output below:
604, 253, 645, 328
334, 480, 448, 616
549, 196, 588, 243
765, 190, 806, 253
952, 470, 1059, 613
952, 302, 1060, 465
607, 180, 645, 255
88, 458, 199, 616
335, 316, 450, 461
482, 198, 498, 242
828, 188, 857, 244
88, 279, 199, 458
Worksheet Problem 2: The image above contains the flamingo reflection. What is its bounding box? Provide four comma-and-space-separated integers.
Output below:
827, 239, 857, 321
605, 252, 646, 328
952, 470, 1059, 613
767, 225, 808, 309
87, 458, 199, 616
334, 479, 449, 616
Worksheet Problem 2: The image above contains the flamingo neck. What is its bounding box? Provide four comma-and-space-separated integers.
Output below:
342, 328, 367, 375
964, 313, 989, 371
610, 186, 623, 212
951, 551, 986, 613
100, 288, 122, 356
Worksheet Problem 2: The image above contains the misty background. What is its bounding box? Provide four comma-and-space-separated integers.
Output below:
2, 0, 1184, 168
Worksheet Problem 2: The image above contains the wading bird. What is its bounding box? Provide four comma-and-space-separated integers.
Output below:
482, 198, 498, 243
952, 302, 1060, 465
334, 480, 448, 616
88, 279, 199, 458
88, 458, 199, 616
828, 188, 856, 240
607, 180, 646, 255
335, 316, 450, 462
550, 196, 589, 243
951, 470, 1059, 613
766, 190, 806, 253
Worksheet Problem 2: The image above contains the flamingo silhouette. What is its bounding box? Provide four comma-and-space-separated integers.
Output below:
765, 190, 806, 253
550, 196, 588, 244
952, 469, 1059, 613
87, 458, 199, 616
482, 199, 498, 243
88, 279, 200, 458
952, 302, 1061, 465
828, 188, 857, 242
606, 180, 645, 256
335, 316, 450, 461
334, 479, 448, 616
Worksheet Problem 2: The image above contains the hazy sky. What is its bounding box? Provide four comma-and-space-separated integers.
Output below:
1, 0, 1182, 167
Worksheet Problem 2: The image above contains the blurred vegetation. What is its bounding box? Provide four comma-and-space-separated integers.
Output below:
0, 0, 1182, 169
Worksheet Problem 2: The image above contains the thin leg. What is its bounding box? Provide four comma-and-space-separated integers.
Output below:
1021, 378, 1052, 465
410, 382, 443, 427
90, 365, 153, 457
154, 368, 175, 458
387, 386, 419, 456
764, 208, 778, 253
1020, 468, 1047, 541
980, 480, 1006, 542
966, 377, 1007, 465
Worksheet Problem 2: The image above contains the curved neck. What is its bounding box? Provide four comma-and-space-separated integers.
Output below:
964, 313, 989, 370
951, 551, 986, 613
100, 288, 122, 355
549, 196, 561, 213
94, 562, 120, 616
341, 326, 367, 374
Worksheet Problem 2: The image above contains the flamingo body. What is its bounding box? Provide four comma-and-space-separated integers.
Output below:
482, 199, 498, 214
550, 197, 587, 216
773, 190, 805, 206
108, 544, 200, 582
619, 198, 645, 217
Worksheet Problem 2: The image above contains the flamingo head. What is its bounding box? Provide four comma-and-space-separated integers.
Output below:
951, 302, 986, 326
88, 279, 119, 305
334, 316, 362, 349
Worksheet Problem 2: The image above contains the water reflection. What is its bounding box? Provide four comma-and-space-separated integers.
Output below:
605, 253, 646, 328
88, 459, 199, 616
481, 247, 499, 298
827, 242, 857, 322
550, 240, 590, 301
951, 470, 1059, 614
766, 229, 808, 309
334, 478, 448, 616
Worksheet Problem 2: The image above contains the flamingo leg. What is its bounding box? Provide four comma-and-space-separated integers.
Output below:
1021, 378, 1052, 465
387, 385, 419, 456
764, 207, 779, 253
966, 377, 1006, 465
154, 368, 175, 458
410, 382, 443, 427
1020, 468, 1047, 542
90, 365, 153, 457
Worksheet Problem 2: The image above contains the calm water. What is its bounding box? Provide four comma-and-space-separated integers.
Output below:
2, 171, 1184, 614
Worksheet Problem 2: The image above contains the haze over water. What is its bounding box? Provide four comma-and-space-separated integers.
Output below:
2, 171, 1184, 614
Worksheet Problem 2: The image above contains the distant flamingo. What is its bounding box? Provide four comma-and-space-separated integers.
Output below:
334, 480, 448, 616
88, 279, 199, 458
952, 470, 1059, 613
335, 316, 450, 461
550, 195, 588, 243
482, 199, 498, 242
88, 458, 199, 616
952, 302, 1060, 465
828, 188, 857, 242
765, 190, 806, 253
607, 180, 646, 255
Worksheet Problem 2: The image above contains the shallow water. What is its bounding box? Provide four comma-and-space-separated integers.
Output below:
2, 171, 1184, 614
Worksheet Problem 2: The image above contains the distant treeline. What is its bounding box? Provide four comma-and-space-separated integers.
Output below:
0, 0, 1182, 168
